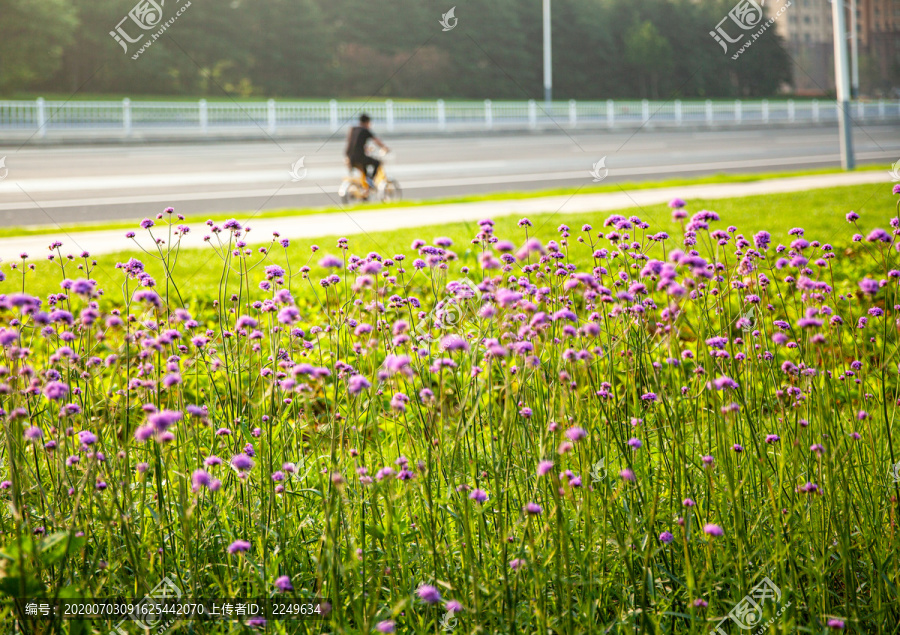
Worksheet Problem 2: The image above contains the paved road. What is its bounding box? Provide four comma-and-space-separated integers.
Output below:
0, 171, 886, 261
0, 125, 898, 228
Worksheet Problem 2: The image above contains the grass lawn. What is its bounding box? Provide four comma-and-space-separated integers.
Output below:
16, 181, 893, 302
2, 177, 899, 632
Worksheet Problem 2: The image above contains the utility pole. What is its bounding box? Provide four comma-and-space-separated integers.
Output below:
832, 0, 855, 170
850, 0, 859, 97
543, 0, 552, 104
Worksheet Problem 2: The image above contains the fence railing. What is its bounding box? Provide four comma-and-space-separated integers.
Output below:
2, 98, 899, 139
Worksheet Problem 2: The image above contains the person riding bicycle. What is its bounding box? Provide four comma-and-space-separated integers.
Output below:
345, 113, 389, 191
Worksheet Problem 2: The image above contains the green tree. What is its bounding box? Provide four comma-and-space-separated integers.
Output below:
0, 0, 76, 93
623, 20, 672, 99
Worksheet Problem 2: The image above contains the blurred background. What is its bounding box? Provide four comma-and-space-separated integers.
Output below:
0, 0, 898, 230
2, 0, 897, 100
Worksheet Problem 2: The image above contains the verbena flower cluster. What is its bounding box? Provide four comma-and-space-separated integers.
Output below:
2, 187, 899, 632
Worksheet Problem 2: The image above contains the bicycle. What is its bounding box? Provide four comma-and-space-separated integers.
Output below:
337, 147, 402, 204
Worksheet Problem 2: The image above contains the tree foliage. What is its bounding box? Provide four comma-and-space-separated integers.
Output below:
6, 0, 793, 98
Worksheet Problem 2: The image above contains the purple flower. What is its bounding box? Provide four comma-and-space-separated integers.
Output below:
227, 540, 251, 554
537, 460, 554, 477
43, 381, 69, 401
668, 198, 686, 209
683, 498, 696, 507
765, 434, 781, 444
703, 523, 724, 537
469, 489, 488, 503
713, 376, 739, 390
348, 375, 371, 395
627, 437, 642, 449
827, 619, 845, 630
440, 335, 470, 352
231, 454, 254, 472
24, 426, 43, 441
620, 469, 635, 482
148, 410, 182, 432
524, 502, 543, 515
446, 600, 463, 613
659, 531, 674, 544
376, 621, 396, 633
191, 469, 212, 491
859, 278, 879, 296
417, 584, 442, 604
134, 425, 155, 442
565, 427, 587, 442
318, 255, 343, 268
274, 575, 293, 592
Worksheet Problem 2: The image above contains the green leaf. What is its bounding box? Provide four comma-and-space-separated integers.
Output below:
38, 532, 85, 567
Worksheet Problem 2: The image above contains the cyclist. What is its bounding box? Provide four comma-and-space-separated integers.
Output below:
345, 113, 389, 191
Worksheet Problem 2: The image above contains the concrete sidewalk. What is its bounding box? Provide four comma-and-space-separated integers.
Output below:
0, 171, 887, 261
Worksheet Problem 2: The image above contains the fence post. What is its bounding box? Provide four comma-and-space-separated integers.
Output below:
199, 99, 208, 134
641, 99, 650, 127
437, 99, 446, 130
674, 100, 682, 126
812, 99, 819, 122
606, 99, 614, 128
527, 99, 537, 128
705, 99, 713, 126
857, 100, 864, 119
36, 97, 46, 138
878, 99, 885, 119
735, 99, 741, 123
484, 99, 492, 130
762, 99, 769, 123
787, 99, 794, 123
329, 100, 338, 132
385, 99, 395, 132
267, 99, 276, 135
568, 99, 577, 127
123, 98, 132, 137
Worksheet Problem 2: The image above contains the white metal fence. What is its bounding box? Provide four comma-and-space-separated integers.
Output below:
2, 98, 899, 139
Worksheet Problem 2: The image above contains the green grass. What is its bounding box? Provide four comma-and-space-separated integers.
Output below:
2, 177, 899, 633
0, 164, 886, 240
17, 181, 892, 302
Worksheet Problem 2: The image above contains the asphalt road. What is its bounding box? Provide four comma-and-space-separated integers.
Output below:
1, 125, 898, 228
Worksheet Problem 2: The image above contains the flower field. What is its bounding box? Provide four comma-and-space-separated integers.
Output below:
2, 185, 900, 634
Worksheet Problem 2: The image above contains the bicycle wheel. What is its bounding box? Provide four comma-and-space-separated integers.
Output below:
381, 179, 402, 203
339, 180, 366, 205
